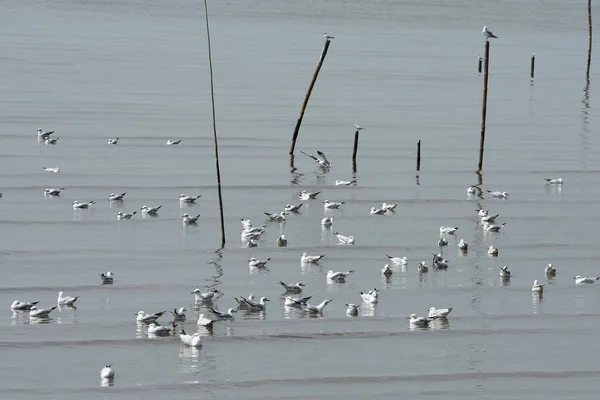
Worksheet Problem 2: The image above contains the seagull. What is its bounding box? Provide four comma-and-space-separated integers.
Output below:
44, 188, 65, 196
323, 200, 344, 209
240, 218, 253, 230
44, 137, 59, 145
182, 213, 200, 224
43, 167, 60, 173
335, 180, 356, 186
532, 280, 545, 294
467, 186, 477, 195
432, 253, 449, 270
381, 202, 398, 212
573, 275, 600, 284
481, 213, 500, 223
354, 124, 364, 131
418, 261, 428, 273
458, 239, 468, 251
29, 305, 57, 318
100, 271, 114, 284
545, 178, 563, 185
234, 294, 255, 309
487, 190, 509, 199
299, 190, 321, 200
279, 281, 305, 293
197, 313, 214, 328
408, 313, 438, 327
303, 299, 333, 314
300, 150, 331, 168
211, 308, 237, 319
382, 264, 393, 277
427, 307, 452, 318
483, 26, 498, 40
264, 211, 287, 222
117, 211, 136, 220
167, 140, 181, 145
370, 207, 386, 215
326, 270, 354, 281
346, 303, 359, 316
109, 192, 126, 201
248, 257, 271, 268
72, 200, 95, 209
179, 329, 202, 347
438, 238, 448, 247
301, 252, 325, 264
57, 291, 78, 306
477, 209, 489, 218
245, 296, 270, 311
108, 138, 119, 145
10, 300, 39, 311
499, 265, 511, 278
488, 245, 499, 256
170, 307, 187, 321
386, 255, 407, 266
147, 322, 173, 335
277, 235, 287, 247
284, 203, 304, 213
545, 263, 557, 276
323, 33, 335, 40
141, 205, 162, 215
135, 310, 167, 324
440, 226, 458, 235
100, 365, 115, 379
484, 222, 506, 232
179, 194, 201, 203
321, 216, 334, 227
37, 128, 54, 140
360, 288, 379, 304
191, 289, 219, 302
284, 296, 312, 307
333, 232, 354, 245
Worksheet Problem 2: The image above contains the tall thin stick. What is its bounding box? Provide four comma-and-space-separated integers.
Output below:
289, 38, 333, 155
587, 0, 593, 80
203, 0, 225, 247
416, 140, 421, 171
530, 53, 535, 78
478, 40, 490, 171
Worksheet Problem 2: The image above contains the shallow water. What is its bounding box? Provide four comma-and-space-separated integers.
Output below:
0, 0, 599, 399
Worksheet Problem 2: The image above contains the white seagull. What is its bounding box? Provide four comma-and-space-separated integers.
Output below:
301, 252, 325, 264
234, 294, 255, 309
117, 211, 136, 220
335, 179, 356, 186
467, 186, 477, 195
418, 261, 428, 273
44, 137, 59, 145
11, 300, 39, 311
483, 26, 498, 40
182, 213, 200, 224
323, 200, 344, 209
300, 150, 331, 168
428, 307, 452, 318
488, 245, 499, 256
43, 167, 60, 173
179, 329, 202, 347
147, 322, 173, 335
299, 190, 321, 200
284, 296, 312, 307
108, 138, 119, 145
346, 303, 359, 316
333, 232, 354, 245
354, 124, 364, 131
381, 202, 398, 212
179, 194, 201, 203
277, 235, 287, 247
303, 299, 333, 314
284, 203, 304, 213
109, 192, 126, 201
37, 128, 54, 139
440, 226, 458, 235
487, 190, 509, 199
360, 288, 379, 304
545, 264, 556, 276
382, 264, 393, 277
573, 275, 600, 285
484, 222, 506, 232
321, 216, 334, 227
141, 205, 162, 215
100, 365, 115, 379
197, 313, 214, 328
264, 211, 287, 222
100, 271, 114, 284
245, 296, 270, 311
532, 280, 545, 294
458, 239, 468, 251
167, 140, 181, 145
57, 291, 78, 306
438, 238, 448, 247
386, 255, 407, 266
135, 310, 167, 324
408, 313, 437, 327
248, 257, 271, 268
279, 281, 305, 293
72, 200, 95, 209
29, 305, 57, 318
44, 188, 65, 196
170, 307, 187, 321
370, 207, 386, 215
191, 288, 219, 302
324, 33, 335, 40
481, 213, 499, 223
326, 270, 354, 281
210, 308, 237, 319
499, 265, 511, 278
545, 178, 563, 185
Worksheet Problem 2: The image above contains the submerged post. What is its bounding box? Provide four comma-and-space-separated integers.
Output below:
530, 53, 535, 78
478, 40, 491, 171
289, 35, 334, 155
587, 0, 593, 80
416, 140, 421, 171
203, 0, 225, 247
352, 130, 360, 172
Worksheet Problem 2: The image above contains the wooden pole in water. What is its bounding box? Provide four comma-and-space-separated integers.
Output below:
587, 0, 593, 80
289, 36, 333, 155
530, 53, 535, 78
416, 140, 421, 171
477, 56, 482, 73
478, 40, 490, 172
203, 0, 226, 247
352, 129, 360, 172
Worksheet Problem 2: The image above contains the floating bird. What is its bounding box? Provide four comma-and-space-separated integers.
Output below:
179, 194, 201, 203
72, 200, 95, 209
279, 281, 305, 293
147, 322, 173, 335
10, 300, 39, 311
532, 280, 545, 294
487, 190, 509, 199
346, 303, 359, 316
29, 305, 57, 318
408, 313, 438, 327
418, 261, 428, 273
323, 200, 344, 209
323, 33, 335, 40
354, 124, 364, 131
360, 288, 379, 304
234, 294, 255, 309
321, 216, 334, 226
370, 207, 386, 215
37, 128, 54, 140
44, 137, 59, 145
545, 178, 563, 185
43, 167, 60, 173
427, 307, 452, 318
135, 310, 167, 324
300, 150, 331, 168
488, 245, 499, 256
245, 296, 270, 312
299, 190, 321, 200
440, 226, 458, 235
100, 365, 115, 379
179, 329, 202, 347
167, 140, 181, 145
573, 275, 600, 285
432, 253, 449, 270
335, 179, 356, 186
303, 299, 333, 314
484, 222, 506, 232
57, 291, 78, 306
301, 252, 325, 264
108, 138, 119, 145
284, 296, 312, 307
386, 255, 407, 266
467, 186, 476, 195
117, 211, 136, 220
483, 26, 498, 40
277, 235, 287, 247
381, 202, 398, 212
333, 232, 354, 245
100, 271, 114, 284
170, 307, 187, 321
191, 289, 219, 302
545, 263, 557, 276
326, 270, 354, 282
382, 264, 393, 277
458, 239, 468, 251
109, 192, 126, 201
499, 265, 511, 278
182, 213, 200, 224
44, 188, 65, 196
284, 203, 304, 213
248, 257, 271, 268
141, 205, 162, 215
481, 213, 499, 223
197, 313, 214, 328
438, 238, 448, 247
211, 308, 237, 319
264, 211, 287, 222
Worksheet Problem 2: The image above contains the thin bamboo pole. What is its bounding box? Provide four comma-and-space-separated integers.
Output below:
478, 40, 490, 172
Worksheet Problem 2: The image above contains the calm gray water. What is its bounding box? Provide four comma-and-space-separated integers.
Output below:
1, 0, 599, 399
